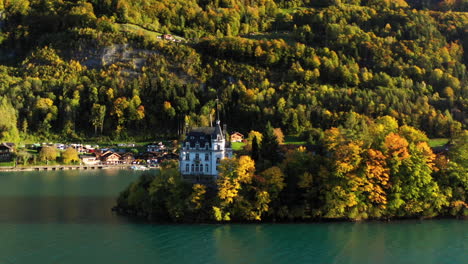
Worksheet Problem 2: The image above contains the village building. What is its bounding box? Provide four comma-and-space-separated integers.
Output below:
81, 155, 100, 165
230, 132, 244, 142
159, 153, 179, 163
99, 151, 121, 165
146, 142, 166, 153
120, 152, 135, 164
0, 143, 15, 161
138, 152, 161, 164
161, 34, 174, 41
180, 120, 232, 182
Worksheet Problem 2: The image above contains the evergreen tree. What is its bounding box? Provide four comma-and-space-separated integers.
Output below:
260, 122, 281, 166
251, 135, 260, 161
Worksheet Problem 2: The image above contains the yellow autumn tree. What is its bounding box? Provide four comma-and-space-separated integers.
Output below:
215, 156, 259, 221
236, 155, 255, 184
363, 149, 390, 209
189, 184, 206, 211
384, 133, 410, 160
62, 147, 79, 164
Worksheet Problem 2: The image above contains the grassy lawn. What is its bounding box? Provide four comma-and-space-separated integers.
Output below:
119, 23, 163, 41
231, 142, 246, 151
429, 138, 450, 148
283, 135, 307, 145
0, 161, 14, 167
119, 23, 185, 42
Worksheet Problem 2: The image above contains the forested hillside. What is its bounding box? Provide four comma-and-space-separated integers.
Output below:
0, 0, 466, 142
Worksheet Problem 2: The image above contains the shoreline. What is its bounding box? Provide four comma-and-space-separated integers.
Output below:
0, 164, 134, 172
111, 206, 468, 224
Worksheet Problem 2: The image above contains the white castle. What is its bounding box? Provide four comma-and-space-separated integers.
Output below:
180, 120, 233, 182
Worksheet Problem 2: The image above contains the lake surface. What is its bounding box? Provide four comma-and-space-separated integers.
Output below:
0, 170, 466, 264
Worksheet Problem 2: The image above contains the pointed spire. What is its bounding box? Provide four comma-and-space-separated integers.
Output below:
216, 97, 220, 123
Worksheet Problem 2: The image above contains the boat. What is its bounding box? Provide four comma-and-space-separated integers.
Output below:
130, 165, 149, 171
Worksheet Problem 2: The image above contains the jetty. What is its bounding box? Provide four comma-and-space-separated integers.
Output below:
0, 164, 132, 172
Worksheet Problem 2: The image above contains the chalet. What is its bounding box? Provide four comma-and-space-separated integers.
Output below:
81, 155, 100, 165
230, 132, 244, 143
100, 151, 121, 165
161, 34, 174, 41
159, 153, 179, 162
180, 120, 233, 182
147, 142, 166, 152
121, 152, 135, 164
0, 143, 15, 161
70, 144, 86, 153
138, 152, 161, 164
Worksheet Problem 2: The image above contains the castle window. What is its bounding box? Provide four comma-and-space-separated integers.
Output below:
205, 164, 208, 172
217, 145, 220, 150
191, 164, 194, 172
185, 164, 189, 172
195, 153, 199, 160
185, 153, 189, 160
205, 153, 209, 161
216, 157, 220, 164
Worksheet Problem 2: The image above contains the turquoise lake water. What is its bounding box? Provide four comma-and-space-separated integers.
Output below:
0, 170, 466, 264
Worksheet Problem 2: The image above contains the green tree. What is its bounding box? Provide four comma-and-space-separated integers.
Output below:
260, 122, 280, 167
434, 131, 468, 216
91, 104, 106, 135
251, 135, 260, 161
16, 150, 31, 165
0, 97, 20, 143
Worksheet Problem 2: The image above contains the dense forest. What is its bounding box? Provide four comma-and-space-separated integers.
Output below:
0, 0, 466, 221
0, 0, 466, 142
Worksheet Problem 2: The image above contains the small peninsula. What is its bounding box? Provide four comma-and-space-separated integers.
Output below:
115, 119, 467, 223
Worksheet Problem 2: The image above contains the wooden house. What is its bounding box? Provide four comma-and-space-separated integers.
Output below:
81, 155, 100, 165
230, 132, 244, 142
146, 142, 166, 152
100, 151, 121, 165
120, 152, 135, 164
0, 143, 15, 161
162, 34, 174, 41
138, 152, 161, 164
160, 153, 179, 162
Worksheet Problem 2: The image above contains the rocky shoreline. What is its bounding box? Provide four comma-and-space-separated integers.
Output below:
111, 205, 468, 224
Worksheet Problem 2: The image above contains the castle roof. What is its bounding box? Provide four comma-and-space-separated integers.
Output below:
184, 121, 225, 148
